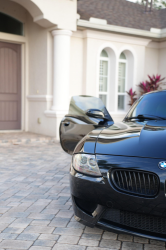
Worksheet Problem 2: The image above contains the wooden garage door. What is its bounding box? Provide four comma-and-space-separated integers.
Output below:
0, 42, 21, 130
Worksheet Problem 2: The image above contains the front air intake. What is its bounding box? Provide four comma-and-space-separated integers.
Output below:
111, 169, 159, 197
101, 208, 166, 236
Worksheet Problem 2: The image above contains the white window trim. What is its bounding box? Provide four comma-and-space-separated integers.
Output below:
99, 56, 109, 108
118, 57, 127, 111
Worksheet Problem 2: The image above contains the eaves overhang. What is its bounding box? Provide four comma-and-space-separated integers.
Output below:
77, 19, 166, 42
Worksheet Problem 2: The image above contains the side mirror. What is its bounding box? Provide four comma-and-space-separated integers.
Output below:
86, 109, 105, 119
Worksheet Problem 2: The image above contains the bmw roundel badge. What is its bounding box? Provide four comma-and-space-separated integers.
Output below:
158, 161, 166, 170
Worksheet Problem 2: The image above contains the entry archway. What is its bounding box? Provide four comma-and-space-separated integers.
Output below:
11, 0, 54, 28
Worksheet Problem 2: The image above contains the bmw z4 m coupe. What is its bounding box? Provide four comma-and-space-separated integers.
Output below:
60, 91, 166, 241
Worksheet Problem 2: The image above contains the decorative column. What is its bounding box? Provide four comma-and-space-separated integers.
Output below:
51, 29, 73, 114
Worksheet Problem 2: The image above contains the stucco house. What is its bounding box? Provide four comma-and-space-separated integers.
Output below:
0, 0, 166, 139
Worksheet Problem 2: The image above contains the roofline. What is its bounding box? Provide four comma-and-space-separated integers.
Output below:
77, 19, 166, 41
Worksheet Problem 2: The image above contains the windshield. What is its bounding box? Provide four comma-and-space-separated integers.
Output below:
126, 91, 166, 120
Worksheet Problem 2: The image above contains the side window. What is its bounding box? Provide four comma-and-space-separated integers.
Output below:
118, 52, 127, 110
99, 50, 109, 107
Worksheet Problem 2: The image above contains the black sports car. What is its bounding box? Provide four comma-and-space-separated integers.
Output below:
60, 91, 166, 241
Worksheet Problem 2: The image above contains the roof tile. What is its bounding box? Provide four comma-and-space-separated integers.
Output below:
77, 0, 166, 31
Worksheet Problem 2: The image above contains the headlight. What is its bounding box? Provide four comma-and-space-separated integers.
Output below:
72, 154, 101, 177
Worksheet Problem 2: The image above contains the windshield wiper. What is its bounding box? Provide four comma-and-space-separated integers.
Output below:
127, 114, 166, 121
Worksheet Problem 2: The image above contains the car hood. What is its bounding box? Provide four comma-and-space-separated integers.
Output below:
95, 120, 166, 159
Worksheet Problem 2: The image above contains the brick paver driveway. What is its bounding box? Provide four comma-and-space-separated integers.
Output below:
0, 142, 165, 250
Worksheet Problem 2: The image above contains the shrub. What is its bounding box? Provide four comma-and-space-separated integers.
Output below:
127, 74, 165, 106
126, 88, 137, 106
138, 74, 165, 94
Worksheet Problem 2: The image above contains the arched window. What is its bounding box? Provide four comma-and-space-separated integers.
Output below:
118, 52, 127, 110
99, 50, 109, 106
0, 12, 23, 36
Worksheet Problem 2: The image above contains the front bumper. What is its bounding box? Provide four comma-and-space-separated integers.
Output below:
72, 195, 166, 241
70, 154, 166, 241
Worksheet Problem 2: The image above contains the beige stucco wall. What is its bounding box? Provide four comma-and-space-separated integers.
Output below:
29, 31, 166, 135
0, 0, 55, 136
144, 42, 166, 92
69, 34, 84, 98
158, 45, 166, 82
144, 45, 159, 79
26, 14, 55, 136
2, 0, 166, 137
69, 29, 151, 122
69, 30, 166, 123
158, 46, 166, 92
28, 102, 55, 136
27, 15, 52, 95
33, 0, 77, 31
12, 0, 77, 31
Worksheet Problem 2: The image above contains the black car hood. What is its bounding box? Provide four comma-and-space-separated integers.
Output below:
96, 120, 166, 159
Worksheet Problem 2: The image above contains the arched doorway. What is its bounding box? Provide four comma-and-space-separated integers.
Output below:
0, 12, 22, 130
0, 42, 21, 130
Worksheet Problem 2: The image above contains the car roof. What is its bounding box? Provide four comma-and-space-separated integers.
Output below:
142, 90, 166, 97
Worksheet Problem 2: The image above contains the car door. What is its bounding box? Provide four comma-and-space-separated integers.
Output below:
59, 95, 114, 154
